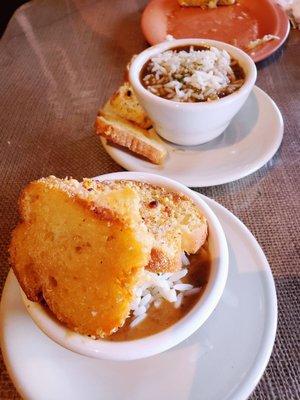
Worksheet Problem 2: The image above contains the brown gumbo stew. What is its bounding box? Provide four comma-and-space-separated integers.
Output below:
141, 45, 245, 102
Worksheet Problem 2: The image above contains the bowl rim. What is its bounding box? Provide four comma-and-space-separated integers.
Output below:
21, 172, 229, 361
129, 38, 257, 108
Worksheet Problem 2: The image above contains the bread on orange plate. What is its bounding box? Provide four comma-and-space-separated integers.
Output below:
178, 0, 235, 7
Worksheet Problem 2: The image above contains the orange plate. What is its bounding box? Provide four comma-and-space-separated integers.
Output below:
141, 0, 290, 62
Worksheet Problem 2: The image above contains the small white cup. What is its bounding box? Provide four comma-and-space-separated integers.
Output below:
129, 39, 257, 146
21, 172, 228, 361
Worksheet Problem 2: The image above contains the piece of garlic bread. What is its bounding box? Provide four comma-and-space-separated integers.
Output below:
84, 179, 208, 273
9, 176, 152, 338
109, 82, 152, 129
95, 111, 167, 165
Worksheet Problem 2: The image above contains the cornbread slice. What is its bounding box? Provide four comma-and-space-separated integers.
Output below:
84, 179, 208, 273
9, 177, 153, 338
95, 111, 167, 165
109, 82, 152, 129
96, 83, 168, 165
178, 0, 235, 7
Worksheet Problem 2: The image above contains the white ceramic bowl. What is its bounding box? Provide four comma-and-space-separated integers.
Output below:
129, 38, 257, 146
21, 172, 228, 361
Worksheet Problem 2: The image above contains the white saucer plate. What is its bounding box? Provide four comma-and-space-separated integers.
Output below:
101, 86, 283, 187
0, 195, 277, 400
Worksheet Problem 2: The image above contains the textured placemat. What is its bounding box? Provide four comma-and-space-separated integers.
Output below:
0, 1, 299, 398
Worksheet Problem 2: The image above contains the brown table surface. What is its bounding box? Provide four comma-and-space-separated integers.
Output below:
0, 1, 299, 399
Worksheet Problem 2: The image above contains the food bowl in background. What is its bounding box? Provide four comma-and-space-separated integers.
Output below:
129, 38, 257, 145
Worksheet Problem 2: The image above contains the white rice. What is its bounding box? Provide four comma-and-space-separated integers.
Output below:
142, 45, 244, 102
129, 254, 201, 328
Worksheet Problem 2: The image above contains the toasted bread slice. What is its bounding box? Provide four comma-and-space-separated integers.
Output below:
178, 0, 235, 7
9, 177, 153, 338
95, 111, 167, 165
109, 82, 152, 129
84, 179, 208, 273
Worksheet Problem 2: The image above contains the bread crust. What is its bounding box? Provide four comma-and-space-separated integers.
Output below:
95, 115, 167, 165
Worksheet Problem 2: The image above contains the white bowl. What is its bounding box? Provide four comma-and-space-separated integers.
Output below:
129, 38, 257, 146
21, 172, 228, 361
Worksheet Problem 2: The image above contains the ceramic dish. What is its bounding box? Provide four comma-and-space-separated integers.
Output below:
101, 86, 283, 187
129, 38, 257, 145
0, 193, 277, 400
18, 172, 228, 361
141, 0, 290, 62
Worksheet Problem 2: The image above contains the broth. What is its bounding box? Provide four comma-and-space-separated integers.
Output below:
107, 242, 211, 341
